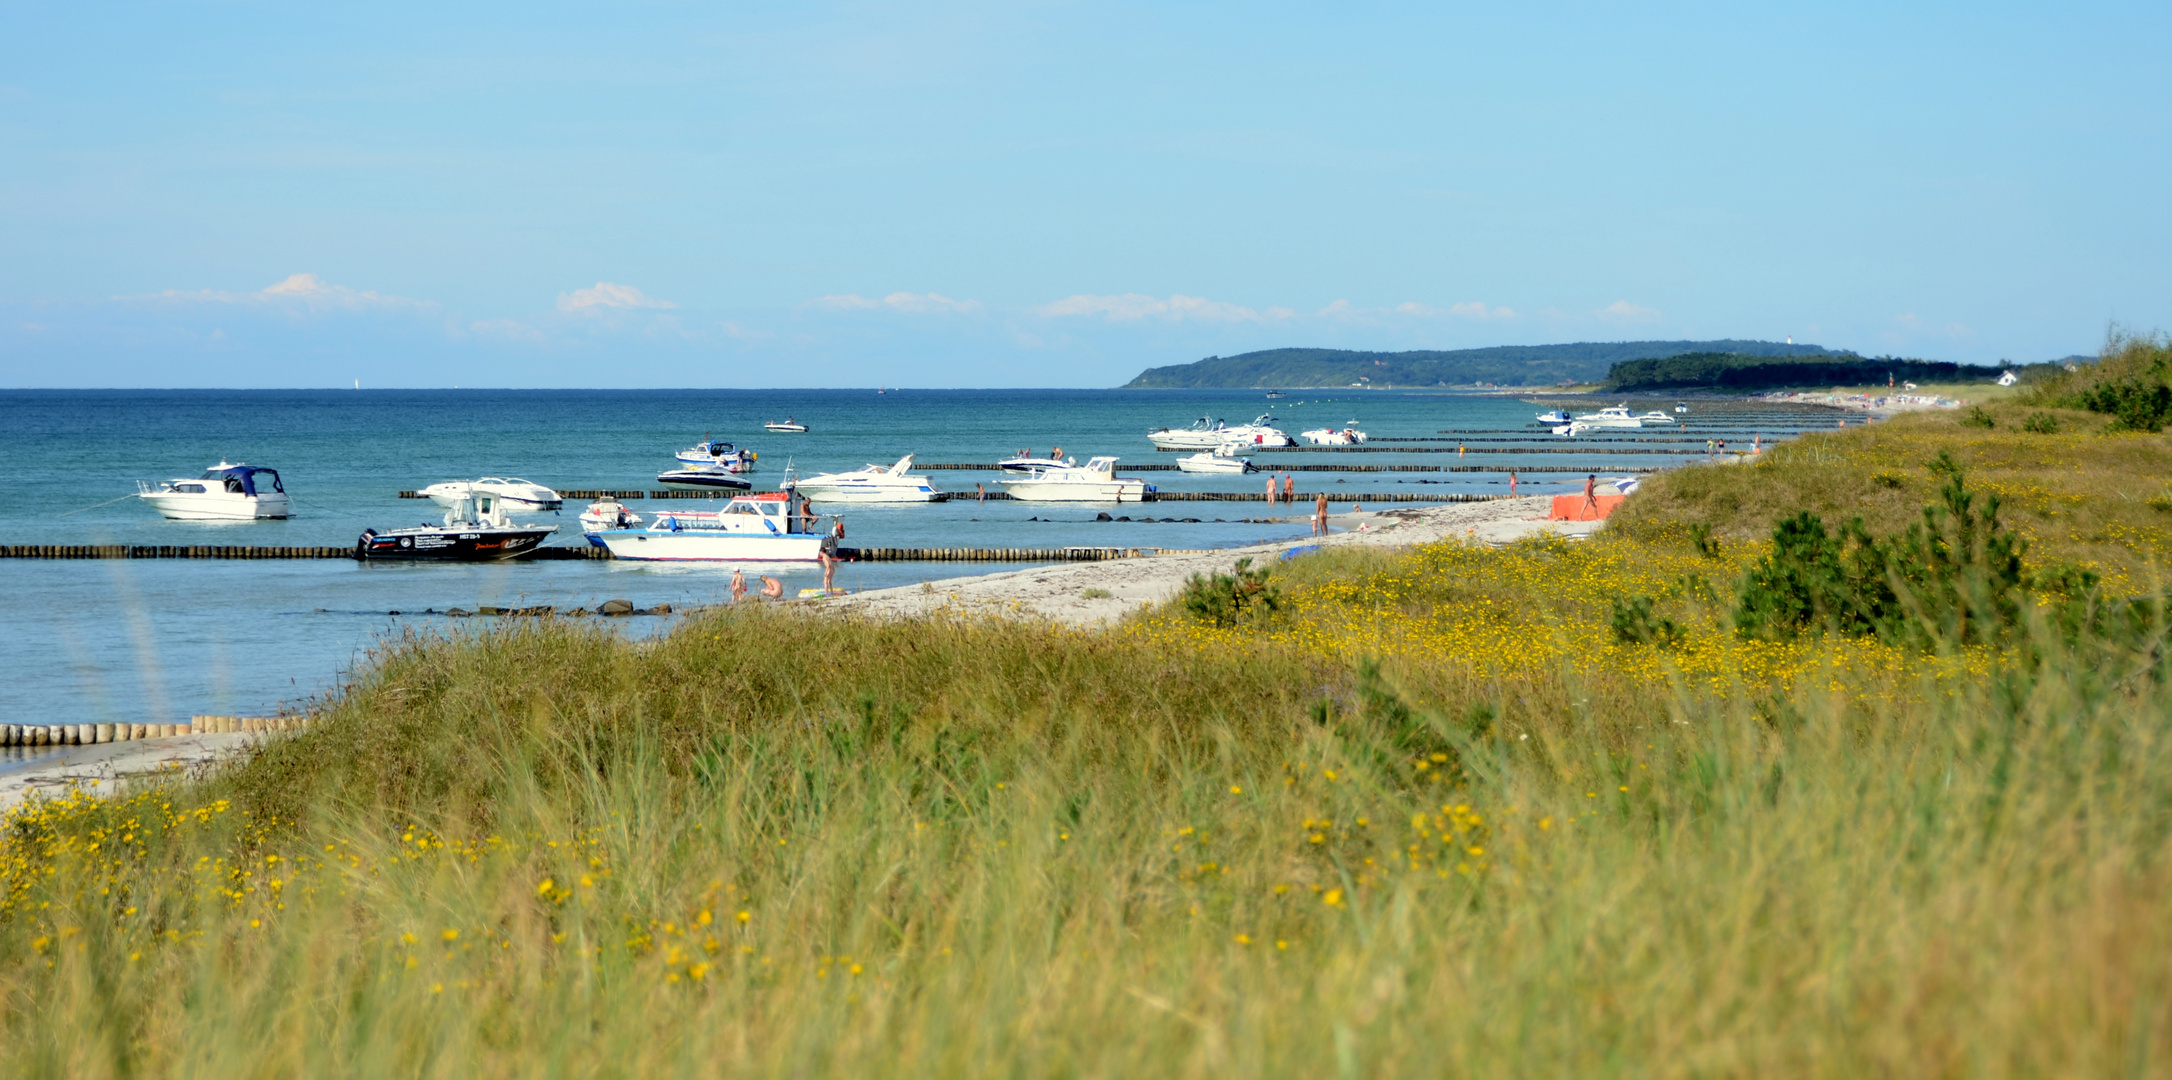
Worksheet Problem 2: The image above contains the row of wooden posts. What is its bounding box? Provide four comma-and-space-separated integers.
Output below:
1, 715, 310, 747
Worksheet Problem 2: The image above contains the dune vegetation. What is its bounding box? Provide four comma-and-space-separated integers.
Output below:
5, 356, 2172, 1077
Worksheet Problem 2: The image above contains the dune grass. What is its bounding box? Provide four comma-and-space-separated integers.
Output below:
5, 416, 2172, 1076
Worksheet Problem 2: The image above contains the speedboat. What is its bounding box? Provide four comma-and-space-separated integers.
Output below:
999, 452, 1072, 474
1147, 417, 1228, 451
764, 418, 809, 433
790, 454, 940, 503
675, 439, 757, 472
1301, 422, 1368, 446
593, 492, 835, 562
1220, 415, 1295, 447
356, 492, 557, 561
136, 463, 290, 520
1002, 456, 1150, 502
1636, 411, 1677, 425
1536, 409, 1572, 424
1176, 444, 1257, 474
1571, 405, 1645, 429
578, 497, 642, 547
1674, 403, 1689, 414
419, 477, 562, 512
655, 466, 753, 491
1264, 389, 1285, 399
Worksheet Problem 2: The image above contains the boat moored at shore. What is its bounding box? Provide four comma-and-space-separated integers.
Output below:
1002, 456, 1151, 502
136, 463, 290, 520
790, 454, 940, 502
356, 493, 557, 561
592, 492, 836, 562
655, 467, 754, 491
419, 477, 562, 511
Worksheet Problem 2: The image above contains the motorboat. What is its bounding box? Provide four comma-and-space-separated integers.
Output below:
999, 452, 1072, 474
1002, 456, 1151, 502
674, 439, 757, 472
1536, 409, 1572, 424
655, 466, 753, 491
764, 418, 809, 433
592, 492, 836, 562
578, 497, 642, 547
1176, 444, 1257, 474
1674, 403, 1689, 414
1264, 389, 1285, 399
136, 463, 290, 520
1147, 417, 1229, 451
1301, 422, 1368, 446
1570, 405, 1645, 429
419, 477, 562, 512
355, 492, 557, 561
1220, 415, 1295, 448
1636, 411, 1677, 425
789, 454, 940, 503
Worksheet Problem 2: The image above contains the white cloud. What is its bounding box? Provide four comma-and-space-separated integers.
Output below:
1318, 299, 1517, 320
556, 282, 678, 313
1595, 300, 1661, 323
1034, 293, 1287, 323
806, 291, 982, 314
130, 273, 433, 312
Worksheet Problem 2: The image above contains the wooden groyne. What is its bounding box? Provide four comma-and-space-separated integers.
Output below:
0, 544, 609, 560
839, 546, 1134, 562
0, 714, 314, 745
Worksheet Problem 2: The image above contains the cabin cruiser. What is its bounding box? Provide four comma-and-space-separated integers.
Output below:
655, 466, 753, 491
592, 492, 836, 562
1674, 403, 1689, 414
419, 477, 562, 512
764, 418, 809, 433
1535, 408, 1572, 424
1176, 443, 1257, 474
578, 497, 642, 547
1264, 389, 1285, 399
1147, 417, 1229, 451
675, 439, 757, 472
1301, 422, 1368, 446
355, 492, 557, 561
1220, 415, 1295, 447
1002, 456, 1151, 502
1636, 411, 1677, 425
136, 463, 290, 520
999, 451, 1072, 474
789, 454, 940, 503
1570, 405, 1645, 429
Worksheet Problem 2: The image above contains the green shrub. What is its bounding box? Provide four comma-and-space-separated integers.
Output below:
1962, 405, 1997, 429
2022, 411, 2061, 434
1610, 595, 1685, 648
1081, 587, 1112, 599
1180, 556, 1281, 627
2078, 380, 2172, 432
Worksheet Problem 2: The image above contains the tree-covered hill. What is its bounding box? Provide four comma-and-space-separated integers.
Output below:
1120, 340, 1838, 389
1602, 352, 2006, 392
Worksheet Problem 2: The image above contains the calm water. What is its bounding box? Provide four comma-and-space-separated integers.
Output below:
0, 388, 1830, 728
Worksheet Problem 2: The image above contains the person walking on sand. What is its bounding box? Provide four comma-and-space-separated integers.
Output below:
1313, 492, 1329, 537
730, 567, 748, 603
819, 549, 837, 593
1583, 473, 1599, 517
760, 575, 784, 600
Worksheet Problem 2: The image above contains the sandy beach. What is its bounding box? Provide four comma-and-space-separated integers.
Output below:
0, 732, 257, 812
824, 494, 1596, 626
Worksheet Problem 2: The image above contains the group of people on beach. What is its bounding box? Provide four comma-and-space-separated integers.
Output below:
728, 548, 841, 603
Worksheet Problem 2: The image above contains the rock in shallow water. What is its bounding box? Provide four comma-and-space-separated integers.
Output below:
600, 598, 635, 616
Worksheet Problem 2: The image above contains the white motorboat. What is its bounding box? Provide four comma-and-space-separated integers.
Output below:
790, 454, 940, 503
356, 493, 557, 561
1301, 422, 1368, 446
1176, 444, 1258, 474
593, 492, 835, 562
1536, 409, 1572, 424
1571, 405, 1645, 429
655, 466, 753, 491
1674, 403, 1689, 414
136, 463, 290, 520
419, 477, 562, 512
1147, 417, 1229, 451
1264, 389, 1285, 399
1001, 456, 1150, 502
764, 418, 809, 433
1636, 411, 1677, 425
578, 497, 642, 547
1220, 415, 1295, 448
999, 452, 1072, 474
674, 439, 757, 472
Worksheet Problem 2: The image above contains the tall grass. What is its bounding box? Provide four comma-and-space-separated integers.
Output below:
4, 580, 2170, 1075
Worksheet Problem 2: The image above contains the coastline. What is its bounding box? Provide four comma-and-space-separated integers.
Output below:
0, 732, 256, 811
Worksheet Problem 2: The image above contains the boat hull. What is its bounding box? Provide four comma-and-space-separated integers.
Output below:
596, 530, 834, 562
355, 528, 555, 561
138, 493, 289, 520
655, 471, 753, 491
1176, 457, 1255, 474
1147, 432, 1226, 451
1002, 479, 1149, 502
792, 482, 938, 503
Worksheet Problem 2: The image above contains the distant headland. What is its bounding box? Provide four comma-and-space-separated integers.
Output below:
1120, 340, 1841, 389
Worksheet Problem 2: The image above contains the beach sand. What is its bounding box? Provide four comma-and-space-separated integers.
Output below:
823, 495, 1597, 626
0, 733, 257, 811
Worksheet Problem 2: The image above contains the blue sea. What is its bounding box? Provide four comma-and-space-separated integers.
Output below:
0, 388, 1832, 738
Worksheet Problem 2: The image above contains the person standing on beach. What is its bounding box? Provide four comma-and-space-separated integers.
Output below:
1509, 471, 1517, 496
819, 549, 837, 593
730, 568, 748, 603
1313, 492, 1329, 537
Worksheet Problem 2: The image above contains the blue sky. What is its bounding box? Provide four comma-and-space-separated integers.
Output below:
2, 1, 2166, 387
